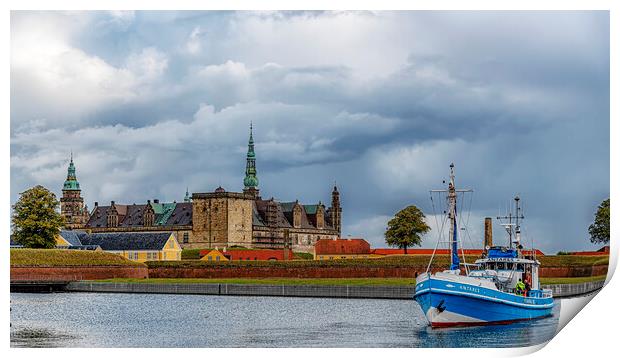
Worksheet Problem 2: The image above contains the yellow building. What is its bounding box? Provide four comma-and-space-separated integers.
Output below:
200, 249, 230, 262
58, 230, 181, 262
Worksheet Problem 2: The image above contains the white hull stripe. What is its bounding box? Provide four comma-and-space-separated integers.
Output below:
426, 308, 485, 324
415, 288, 554, 309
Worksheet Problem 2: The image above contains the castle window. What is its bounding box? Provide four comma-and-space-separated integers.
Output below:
183, 232, 189, 244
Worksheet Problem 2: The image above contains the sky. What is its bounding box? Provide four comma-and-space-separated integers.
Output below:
10, 11, 609, 253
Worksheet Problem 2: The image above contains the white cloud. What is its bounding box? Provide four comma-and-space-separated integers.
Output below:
125, 47, 169, 82
344, 214, 391, 247
106, 10, 135, 29
186, 26, 203, 54
226, 11, 412, 79
11, 12, 170, 127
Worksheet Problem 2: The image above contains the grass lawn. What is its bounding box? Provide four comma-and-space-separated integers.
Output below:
94, 275, 607, 286
94, 277, 417, 286
11, 249, 144, 267
539, 275, 607, 285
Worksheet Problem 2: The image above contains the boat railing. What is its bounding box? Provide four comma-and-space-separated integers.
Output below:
522, 289, 553, 298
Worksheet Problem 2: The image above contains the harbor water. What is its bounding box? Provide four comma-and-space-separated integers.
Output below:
10, 292, 561, 348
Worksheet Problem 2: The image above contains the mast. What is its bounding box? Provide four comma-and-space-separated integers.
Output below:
514, 196, 523, 248
447, 164, 459, 270
430, 163, 472, 272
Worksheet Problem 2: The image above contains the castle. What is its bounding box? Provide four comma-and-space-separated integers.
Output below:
60, 125, 342, 253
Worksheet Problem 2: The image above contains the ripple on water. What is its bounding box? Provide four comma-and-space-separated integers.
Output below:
10, 327, 79, 348
10, 292, 560, 348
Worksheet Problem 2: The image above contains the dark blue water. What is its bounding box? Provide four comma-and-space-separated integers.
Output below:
10, 292, 560, 348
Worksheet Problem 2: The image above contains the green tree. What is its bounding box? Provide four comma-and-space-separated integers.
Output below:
11, 185, 64, 248
385, 205, 431, 254
588, 198, 610, 245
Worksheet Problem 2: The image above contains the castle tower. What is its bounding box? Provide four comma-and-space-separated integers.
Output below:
184, 187, 191, 202
60, 153, 88, 229
329, 184, 342, 234
243, 123, 260, 198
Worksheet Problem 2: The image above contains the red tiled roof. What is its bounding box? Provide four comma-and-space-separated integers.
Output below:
522, 249, 545, 256
314, 238, 370, 255
370, 248, 484, 255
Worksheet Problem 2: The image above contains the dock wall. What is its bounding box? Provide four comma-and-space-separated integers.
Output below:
542, 280, 605, 297
63, 280, 605, 299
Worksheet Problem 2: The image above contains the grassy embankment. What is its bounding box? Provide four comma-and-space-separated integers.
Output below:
539, 275, 607, 285
181, 248, 314, 260
538, 255, 608, 267
10, 249, 144, 267
151, 254, 608, 268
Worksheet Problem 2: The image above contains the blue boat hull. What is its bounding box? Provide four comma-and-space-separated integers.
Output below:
414, 276, 554, 328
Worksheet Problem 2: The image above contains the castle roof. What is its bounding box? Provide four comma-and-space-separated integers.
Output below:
253, 200, 335, 231
78, 232, 175, 251
59, 230, 88, 246
63, 154, 81, 191
85, 202, 192, 228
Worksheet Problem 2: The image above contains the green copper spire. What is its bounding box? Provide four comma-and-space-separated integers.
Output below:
184, 187, 191, 202
243, 122, 259, 189
63, 152, 80, 191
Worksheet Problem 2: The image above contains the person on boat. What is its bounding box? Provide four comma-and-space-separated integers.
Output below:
524, 280, 531, 297
515, 278, 526, 295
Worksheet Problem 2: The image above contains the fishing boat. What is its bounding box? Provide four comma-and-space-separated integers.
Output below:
413, 164, 554, 328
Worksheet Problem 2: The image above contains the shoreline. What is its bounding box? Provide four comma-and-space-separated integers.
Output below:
15, 279, 601, 299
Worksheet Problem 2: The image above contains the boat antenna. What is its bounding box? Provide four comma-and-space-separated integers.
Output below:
497, 196, 524, 249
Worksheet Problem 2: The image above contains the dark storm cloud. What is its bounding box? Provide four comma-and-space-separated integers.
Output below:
10, 11, 609, 253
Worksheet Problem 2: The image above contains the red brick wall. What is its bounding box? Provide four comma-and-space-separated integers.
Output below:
539, 265, 608, 278
11, 266, 148, 281
11, 264, 608, 281
149, 264, 609, 279
149, 266, 445, 279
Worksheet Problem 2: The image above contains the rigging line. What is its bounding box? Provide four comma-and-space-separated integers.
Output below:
429, 192, 441, 240
463, 225, 475, 250
456, 192, 471, 274
430, 191, 449, 250
465, 190, 474, 229
427, 213, 448, 273
457, 191, 465, 230
457, 212, 469, 274
427, 194, 449, 273
462, 195, 477, 250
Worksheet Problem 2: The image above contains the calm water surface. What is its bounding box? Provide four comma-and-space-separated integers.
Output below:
10, 292, 560, 348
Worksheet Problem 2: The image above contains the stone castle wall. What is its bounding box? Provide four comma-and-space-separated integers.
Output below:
190, 192, 254, 249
